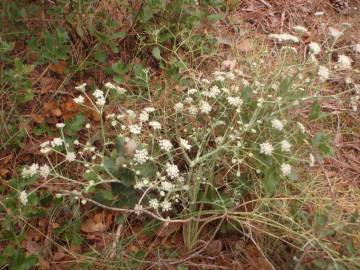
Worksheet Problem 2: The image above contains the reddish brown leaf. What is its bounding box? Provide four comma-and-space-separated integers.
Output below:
31, 114, 45, 124
49, 61, 67, 74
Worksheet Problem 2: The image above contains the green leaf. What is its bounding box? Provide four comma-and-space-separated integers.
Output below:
241, 86, 252, 103
94, 51, 107, 63
111, 61, 126, 75
311, 132, 333, 157
263, 168, 278, 196
134, 160, 157, 178
207, 13, 224, 22
65, 114, 84, 135
115, 136, 125, 154
93, 188, 114, 202
309, 101, 326, 120
152, 46, 161, 60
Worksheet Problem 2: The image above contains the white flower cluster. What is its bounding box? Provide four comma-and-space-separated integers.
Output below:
21, 163, 51, 179
269, 33, 299, 43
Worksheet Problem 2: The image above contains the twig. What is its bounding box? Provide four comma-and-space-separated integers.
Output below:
108, 214, 127, 259
320, 163, 336, 202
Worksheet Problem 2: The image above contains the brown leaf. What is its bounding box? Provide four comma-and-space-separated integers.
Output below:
25, 241, 40, 254
39, 77, 57, 94
43, 101, 62, 117
156, 222, 181, 237
81, 212, 113, 233
236, 39, 253, 52
61, 99, 80, 120
38, 256, 50, 270
49, 61, 67, 74
204, 240, 222, 256
31, 114, 45, 124
51, 251, 66, 261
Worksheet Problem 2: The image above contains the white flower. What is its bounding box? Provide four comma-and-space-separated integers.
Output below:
188, 106, 198, 115
105, 82, 127, 94
269, 33, 299, 43
260, 142, 274, 156
133, 149, 149, 164
280, 140, 292, 152
309, 153, 315, 167
208, 85, 221, 98
73, 95, 85, 104
56, 123, 65, 128
293, 25, 308, 34
139, 111, 149, 122
104, 82, 116, 89
227, 96, 243, 107
161, 181, 174, 191
337, 55, 352, 69
129, 124, 141, 135
95, 97, 106, 106
174, 102, 184, 112
127, 110, 136, 120
318, 65, 330, 82
116, 87, 127, 94
257, 98, 265, 107
188, 88, 198, 95
85, 123, 91, 129
19, 191, 28, 206
149, 121, 161, 130
51, 137, 63, 147
144, 107, 155, 113
21, 163, 39, 178
297, 122, 306, 133
280, 163, 292, 176
201, 78, 210, 84
134, 204, 143, 215
180, 138, 191, 151
92, 89, 104, 99
39, 164, 50, 178
159, 139, 173, 152
184, 97, 193, 104
75, 83, 86, 91
161, 200, 172, 211
308, 42, 321, 55
200, 101, 212, 114
149, 198, 159, 209
166, 163, 179, 179
353, 44, 360, 53
329, 27, 343, 39
65, 152, 76, 162
40, 141, 50, 148
271, 119, 284, 131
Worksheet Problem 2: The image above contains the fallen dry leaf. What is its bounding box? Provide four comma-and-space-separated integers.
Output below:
39, 77, 57, 94
31, 114, 45, 124
204, 240, 223, 256
61, 99, 80, 120
81, 212, 113, 233
25, 240, 40, 254
44, 101, 62, 117
51, 251, 66, 261
236, 39, 253, 52
156, 222, 181, 237
49, 61, 67, 74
